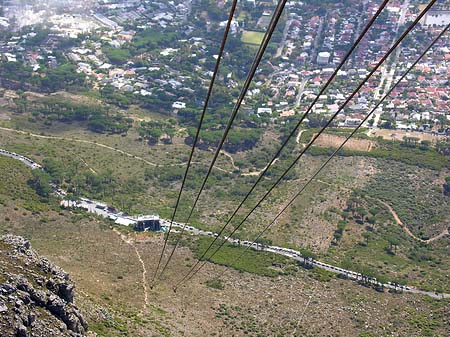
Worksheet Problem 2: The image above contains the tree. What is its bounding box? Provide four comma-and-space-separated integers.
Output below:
28, 170, 52, 198
299, 247, 317, 265
419, 140, 431, 151
402, 136, 420, 148
436, 139, 450, 155
355, 206, 367, 223
367, 216, 376, 229
255, 237, 272, 247
40, 64, 86, 92
147, 128, 162, 144
380, 120, 395, 129
362, 232, 371, 246
386, 236, 400, 255
43, 158, 65, 184
104, 48, 132, 65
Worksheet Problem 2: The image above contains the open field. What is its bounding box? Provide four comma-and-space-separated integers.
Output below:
370, 128, 446, 142
241, 30, 265, 45
315, 133, 374, 152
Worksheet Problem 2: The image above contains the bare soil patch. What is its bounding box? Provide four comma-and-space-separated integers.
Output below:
315, 133, 374, 152
371, 129, 446, 142
25, 91, 102, 106
0, 112, 10, 120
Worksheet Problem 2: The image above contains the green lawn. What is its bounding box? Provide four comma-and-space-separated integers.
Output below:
241, 30, 265, 45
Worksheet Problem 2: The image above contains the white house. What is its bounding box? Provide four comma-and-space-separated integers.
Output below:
172, 101, 186, 109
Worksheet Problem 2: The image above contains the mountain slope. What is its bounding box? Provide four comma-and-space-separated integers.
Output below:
0, 235, 89, 337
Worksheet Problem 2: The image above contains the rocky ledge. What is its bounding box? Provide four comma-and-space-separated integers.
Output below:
0, 235, 89, 337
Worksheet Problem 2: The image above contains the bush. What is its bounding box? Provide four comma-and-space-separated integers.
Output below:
205, 277, 225, 290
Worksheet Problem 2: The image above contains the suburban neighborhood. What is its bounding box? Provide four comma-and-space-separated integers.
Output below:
0, 0, 449, 136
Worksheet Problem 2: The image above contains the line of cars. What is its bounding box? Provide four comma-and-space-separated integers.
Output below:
0, 147, 439, 297
0, 148, 42, 170
160, 224, 378, 284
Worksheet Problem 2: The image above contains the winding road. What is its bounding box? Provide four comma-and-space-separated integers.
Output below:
316, 179, 449, 244
1, 147, 449, 300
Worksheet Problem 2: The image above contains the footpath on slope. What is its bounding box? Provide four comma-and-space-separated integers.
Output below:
0, 127, 271, 176
1, 146, 450, 300
112, 229, 149, 311
316, 179, 449, 244
366, 196, 449, 244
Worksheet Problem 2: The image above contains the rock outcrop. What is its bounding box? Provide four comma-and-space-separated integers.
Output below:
0, 235, 89, 337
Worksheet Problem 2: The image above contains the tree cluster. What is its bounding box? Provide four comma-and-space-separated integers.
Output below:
29, 99, 132, 134
138, 119, 176, 144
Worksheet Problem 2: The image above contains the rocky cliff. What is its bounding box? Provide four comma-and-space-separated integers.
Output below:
0, 235, 89, 337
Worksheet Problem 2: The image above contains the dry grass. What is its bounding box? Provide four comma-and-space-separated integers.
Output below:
371, 129, 445, 143
315, 133, 374, 151
0, 154, 449, 336
3, 207, 449, 337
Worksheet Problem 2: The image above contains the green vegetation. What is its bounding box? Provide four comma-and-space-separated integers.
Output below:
443, 176, 450, 196
205, 277, 225, 290
103, 48, 132, 65
27, 170, 52, 198
138, 119, 176, 144
360, 161, 450, 238
324, 183, 450, 292
311, 267, 335, 282
27, 99, 133, 134
187, 127, 264, 153
40, 64, 88, 92
131, 28, 177, 52
309, 139, 450, 170
0, 156, 51, 213
189, 236, 290, 277
0, 62, 87, 93
241, 30, 265, 45
0, 1, 449, 334
2, 105, 449, 293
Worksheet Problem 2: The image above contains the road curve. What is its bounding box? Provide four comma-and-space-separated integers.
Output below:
1, 147, 449, 299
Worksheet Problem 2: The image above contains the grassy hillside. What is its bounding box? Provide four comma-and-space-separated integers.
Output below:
1, 102, 450, 335
0, 154, 449, 336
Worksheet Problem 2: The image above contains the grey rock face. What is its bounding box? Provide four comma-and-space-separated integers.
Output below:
0, 235, 89, 337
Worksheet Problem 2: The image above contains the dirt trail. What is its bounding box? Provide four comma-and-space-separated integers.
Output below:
8, 125, 447, 244
0, 126, 160, 167
293, 284, 318, 335
296, 129, 306, 144
0, 127, 228, 172
0, 126, 276, 177
316, 179, 449, 244
220, 150, 239, 171
373, 198, 449, 244
72, 152, 97, 174
242, 158, 280, 177
4, 126, 446, 244
113, 229, 149, 311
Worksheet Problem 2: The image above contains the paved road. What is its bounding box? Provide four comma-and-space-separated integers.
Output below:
295, 78, 309, 108
275, 19, 292, 58
2, 148, 449, 299
367, 0, 410, 134
0, 148, 42, 170
312, 17, 325, 63
160, 220, 449, 299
